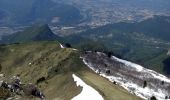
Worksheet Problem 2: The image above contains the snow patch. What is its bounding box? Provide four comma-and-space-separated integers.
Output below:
0, 74, 4, 77
73, 48, 78, 51
60, 44, 65, 48
59, 43, 78, 51
111, 55, 170, 83
28, 62, 32, 65
111, 56, 143, 71
167, 50, 170, 55
72, 74, 104, 100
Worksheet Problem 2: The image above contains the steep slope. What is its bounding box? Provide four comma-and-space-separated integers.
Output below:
0, 41, 141, 100
0, 24, 60, 44
81, 51, 170, 100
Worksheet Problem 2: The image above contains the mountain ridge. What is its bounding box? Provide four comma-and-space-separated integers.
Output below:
0, 41, 141, 100
0, 24, 60, 44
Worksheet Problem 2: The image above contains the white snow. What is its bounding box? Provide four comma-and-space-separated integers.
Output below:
0, 74, 4, 77
81, 52, 170, 100
144, 69, 170, 83
111, 55, 170, 83
111, 56, 143, 71
73, 48, 78, 51
60, 44, 65, 48
0, 81, 3, 87
167, 50, 170, 55
61, 27, 75, 30
59, 43, 77, 51
100, 73, 168, 100
28, 62, 32, 65
72, 74, 104, 100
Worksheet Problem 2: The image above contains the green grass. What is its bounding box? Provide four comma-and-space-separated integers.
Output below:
76, 70, 142, 100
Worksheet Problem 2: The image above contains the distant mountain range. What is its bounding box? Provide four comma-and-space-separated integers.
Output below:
0, 24, 61, 44
0, 0, 82, 26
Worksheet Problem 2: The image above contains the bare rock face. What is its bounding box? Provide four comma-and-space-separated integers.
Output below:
0, 75, 45, 100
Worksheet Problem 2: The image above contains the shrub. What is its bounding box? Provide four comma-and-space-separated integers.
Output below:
143, 81, 147, 88
113, 81, 117, 85
107, 52, 113, 58
104, 64, 108, 67
150, 96, 157, 100
161, 81, 164, 85
36, 77, 46, 84
106, 70, 111, 74
65, 43, 72, 48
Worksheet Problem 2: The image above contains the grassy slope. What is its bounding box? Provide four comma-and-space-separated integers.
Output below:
77, 71, 141, 100
0, 41, 141, 100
